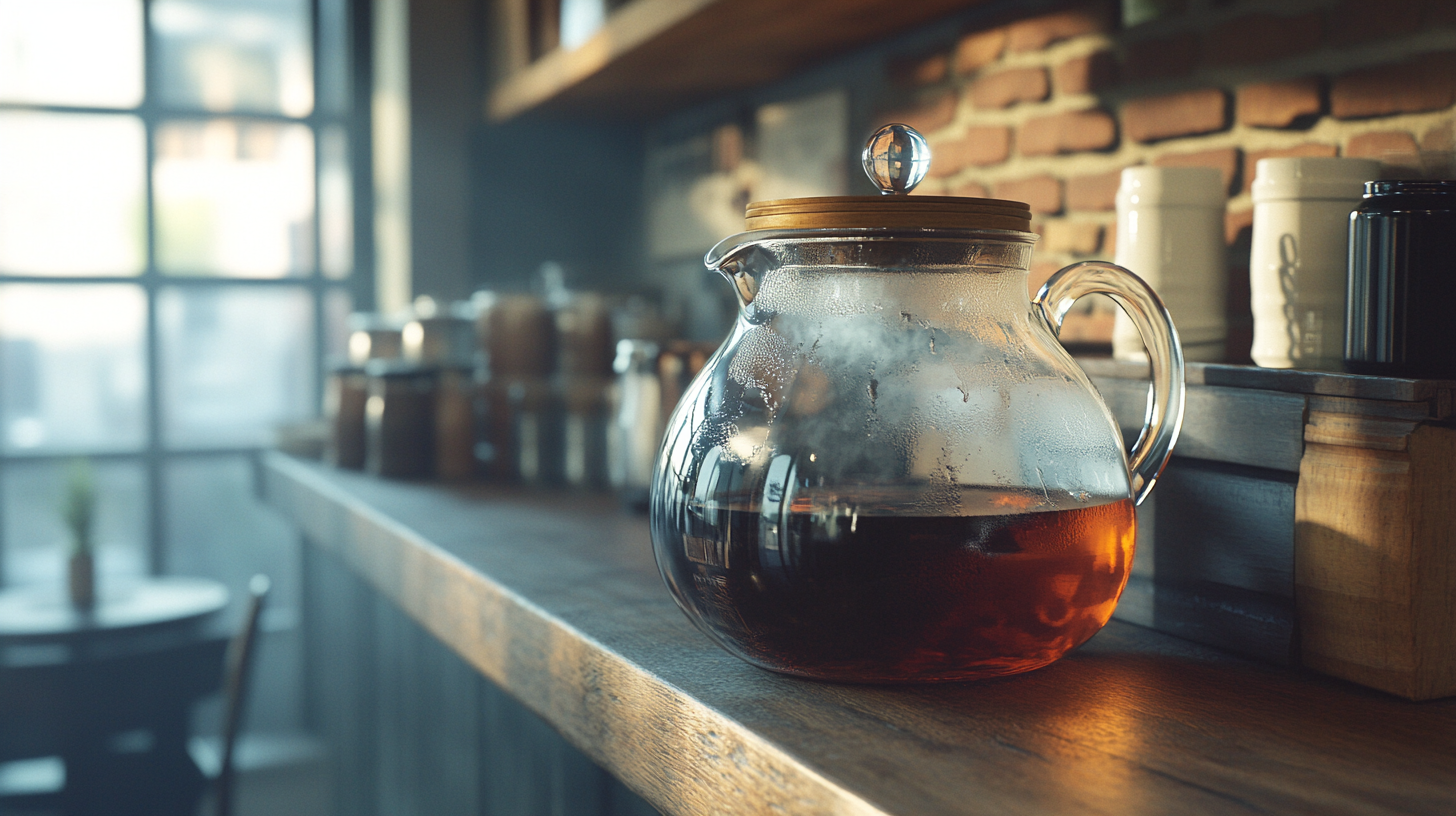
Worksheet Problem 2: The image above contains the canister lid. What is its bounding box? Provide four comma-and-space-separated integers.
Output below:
1363, 179, 1456, 198
1251, 157, 1380, 203
1117, 166, 1225, 208
741, 124, 1033, 232
364, 358, 437, 379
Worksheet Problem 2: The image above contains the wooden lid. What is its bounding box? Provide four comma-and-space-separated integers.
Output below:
743, 195, 1032, 232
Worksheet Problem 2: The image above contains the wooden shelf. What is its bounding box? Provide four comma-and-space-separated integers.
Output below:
263, 453, 1456, 815
488, 0, 993, 121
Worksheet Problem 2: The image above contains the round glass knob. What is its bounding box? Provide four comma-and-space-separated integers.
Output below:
862, 123, 931, 195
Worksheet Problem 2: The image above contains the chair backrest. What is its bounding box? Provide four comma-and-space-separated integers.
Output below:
215, 574, 270, 816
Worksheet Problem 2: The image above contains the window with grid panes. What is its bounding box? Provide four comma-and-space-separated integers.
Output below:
0, 0, 365, 609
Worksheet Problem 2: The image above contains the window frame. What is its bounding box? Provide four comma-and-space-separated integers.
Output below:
0, 0, 373, 582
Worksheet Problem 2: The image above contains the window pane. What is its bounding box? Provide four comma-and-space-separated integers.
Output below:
0, 112, 147, 276
159, 286, 314, 448
155, 119, 314, 278
319, 126, 353, 279
151, 0, 312, 117
0, 284, 147, 453
2, 458, 148, 588
0, 0, 144, 108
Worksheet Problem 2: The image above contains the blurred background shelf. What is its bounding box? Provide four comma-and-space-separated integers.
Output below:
487, 0, 993, 120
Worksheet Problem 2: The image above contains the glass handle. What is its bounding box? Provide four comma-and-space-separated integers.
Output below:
1033, 261, 1186, 505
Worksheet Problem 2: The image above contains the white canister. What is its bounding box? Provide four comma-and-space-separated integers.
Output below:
1249, 157, 1379, 369
1114, 166, 1227, 362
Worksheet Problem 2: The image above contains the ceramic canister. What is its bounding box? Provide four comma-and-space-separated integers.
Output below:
1250, 157, 1379, 369
1113, 166, 1227, 362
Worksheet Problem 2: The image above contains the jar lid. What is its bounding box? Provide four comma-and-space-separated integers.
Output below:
744, 195, 1031, 231
741, 124, 1032, 233
1252, 157, 1380, 203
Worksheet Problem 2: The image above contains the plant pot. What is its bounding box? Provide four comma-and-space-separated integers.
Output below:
68, 551, 96, 610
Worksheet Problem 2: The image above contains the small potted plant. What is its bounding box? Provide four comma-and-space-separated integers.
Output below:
63, 459, 96, 610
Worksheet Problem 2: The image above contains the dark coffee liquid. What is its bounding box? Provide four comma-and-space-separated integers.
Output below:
656, 496, 1136, 682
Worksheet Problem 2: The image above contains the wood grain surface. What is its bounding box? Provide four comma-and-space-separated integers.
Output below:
1296, 421, 1456, 700
263, 453, 1456, 816
1090, 376, 1306, 472
487, 0, 995, 120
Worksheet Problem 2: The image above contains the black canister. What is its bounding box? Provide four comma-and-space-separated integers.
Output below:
324, 363, 368, 469
365, 360, 437, 478
1345, 180, 1456, 379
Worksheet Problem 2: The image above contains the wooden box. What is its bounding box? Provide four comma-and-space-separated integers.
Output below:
1083, 358, 1456, 701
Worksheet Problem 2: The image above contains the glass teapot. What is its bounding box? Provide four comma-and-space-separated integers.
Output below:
651, 125, 1185, 683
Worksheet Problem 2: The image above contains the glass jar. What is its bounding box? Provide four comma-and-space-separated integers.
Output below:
649, 124, 1185, 683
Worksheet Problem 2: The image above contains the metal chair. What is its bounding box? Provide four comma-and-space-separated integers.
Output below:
213, 574, 270, 816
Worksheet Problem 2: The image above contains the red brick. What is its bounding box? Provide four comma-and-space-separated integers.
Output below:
1202, 12, 1323, 68
951, 180, 990, 198
1331, 52, 1456, 119
1225, 208, 1253, 246
1123, 33, 1198, 82
1346, 131, 1420, 167
1042, 220, 1104, 255
1328, 0, 1424, 46
1019, 109, 1118, 156
880, 91, 958, 134
1122, 88, 1228, 143
994, 175, 1064, 214
888, 51, 950, 87
971, 67, 1050, 109
1066, 168, 1124, 212
1153, 147, 1241, 195
927, 126, 1012, 177
1237, 77, 1323, 128
1059, 308, 1116, 344
1055, 50, 1118, 95
1242, 143, 1339, 193
1005, 2, 1115, 53
954, 28, 1006, 74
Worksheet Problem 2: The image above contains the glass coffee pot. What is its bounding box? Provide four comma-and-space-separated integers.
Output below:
651, 125, 1185, 683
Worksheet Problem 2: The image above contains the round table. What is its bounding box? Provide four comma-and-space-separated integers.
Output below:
0, 576, 228, 666
0, 576, 230, 815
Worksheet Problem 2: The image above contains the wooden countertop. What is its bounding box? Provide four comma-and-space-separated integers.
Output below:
261, 453, 1456, 816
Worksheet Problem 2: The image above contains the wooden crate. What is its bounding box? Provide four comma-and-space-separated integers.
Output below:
1082, 358, 1456, 700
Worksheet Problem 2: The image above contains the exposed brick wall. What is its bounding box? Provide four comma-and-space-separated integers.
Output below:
878, 0, 1456, 361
